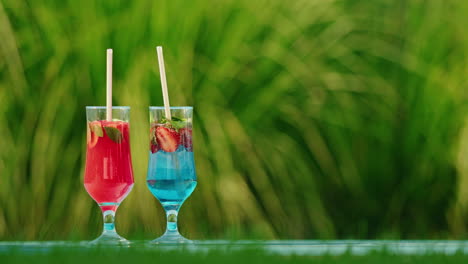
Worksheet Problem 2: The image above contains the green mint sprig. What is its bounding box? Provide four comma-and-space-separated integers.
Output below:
159, 116, 187, 130
104, 126, 123, 143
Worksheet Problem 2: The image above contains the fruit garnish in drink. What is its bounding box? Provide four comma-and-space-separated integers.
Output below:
149, 116, 193, 152
179, 128, 193, 151
90, 122, 104, 136
84, 120, 133, 205
150, 136, 160, 153
156, 126, 180, 152
88, 121, 125, 146
149, 124, 160, 153
88, 121, 104, 148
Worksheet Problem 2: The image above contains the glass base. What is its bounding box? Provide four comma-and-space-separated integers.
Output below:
149, 230, 193, 244
89, 231, 131, 245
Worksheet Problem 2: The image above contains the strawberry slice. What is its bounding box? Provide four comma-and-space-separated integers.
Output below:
179, 128, 193, 151
149, 127, 159, 153
150, 136, 160, 153
156, 127, 180, 152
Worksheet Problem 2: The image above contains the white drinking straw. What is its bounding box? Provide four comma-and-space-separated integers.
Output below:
106, 49, 113, 121
156, 46, 172, 120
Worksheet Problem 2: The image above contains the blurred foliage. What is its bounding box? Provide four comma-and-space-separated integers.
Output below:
0, 0, 467, 240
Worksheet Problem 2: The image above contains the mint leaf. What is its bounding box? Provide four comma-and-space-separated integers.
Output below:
157, 116, 187, 130
159, 117, 168, 124
171, 120, 186, 129
104, 126, 122, 143
89, 123, 103, 137
171, 116, 183, 121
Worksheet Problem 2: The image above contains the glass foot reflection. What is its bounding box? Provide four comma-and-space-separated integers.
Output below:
150, 230, 193, 244
89, 231, 130, 245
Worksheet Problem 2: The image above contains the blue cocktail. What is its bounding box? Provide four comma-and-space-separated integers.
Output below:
146, 106, 197, 243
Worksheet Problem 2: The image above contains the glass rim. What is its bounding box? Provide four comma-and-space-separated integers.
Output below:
86, 106, 130, 109
149, 106, 193, 110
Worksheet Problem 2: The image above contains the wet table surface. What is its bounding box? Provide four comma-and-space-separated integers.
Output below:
2, 240, 468, 255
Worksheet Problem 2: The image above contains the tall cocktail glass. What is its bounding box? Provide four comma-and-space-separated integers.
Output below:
147, 106, 197, 244
84, 106, 134, 244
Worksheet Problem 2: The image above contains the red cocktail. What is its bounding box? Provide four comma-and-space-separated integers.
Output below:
84, 120, 134, 210
84, 106, 134, 244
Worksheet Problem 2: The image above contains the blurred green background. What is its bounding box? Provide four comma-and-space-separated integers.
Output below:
0, 0, 467, 241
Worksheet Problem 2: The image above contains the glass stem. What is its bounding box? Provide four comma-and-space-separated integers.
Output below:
166, 210, 179, 233
103, 210, 117, 233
